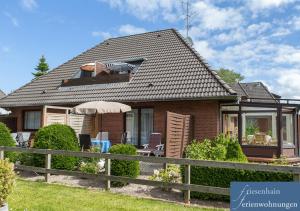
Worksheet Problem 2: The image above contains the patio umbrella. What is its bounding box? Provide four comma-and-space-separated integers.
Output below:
72, 101, 131, 133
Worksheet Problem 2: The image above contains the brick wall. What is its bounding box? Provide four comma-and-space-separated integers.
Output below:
128, 100, 220, 142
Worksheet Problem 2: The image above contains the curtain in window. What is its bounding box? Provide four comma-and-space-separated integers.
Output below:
126, 109, 138, 145
24, 111, 41, 130
141, 109, 153, 145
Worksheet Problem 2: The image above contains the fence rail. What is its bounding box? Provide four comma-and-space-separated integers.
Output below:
0, 146, 300, 204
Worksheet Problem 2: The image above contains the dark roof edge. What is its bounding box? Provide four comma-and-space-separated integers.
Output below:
238, 82, 249, 97
258, 82, 276, 100
0, 95, 238, 108
172, 29, 237, 96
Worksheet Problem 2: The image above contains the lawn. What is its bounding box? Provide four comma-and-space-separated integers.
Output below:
7, 180, 225, 211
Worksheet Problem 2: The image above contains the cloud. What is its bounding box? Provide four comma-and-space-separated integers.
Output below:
21, 0, 38, 10
192, 1, 243, 30
100, 0, 179, 21
193, 40, 216, 60
3, 12, 19, 27
247, 0, 295, 11
119, 24, 146, 35
91, 31, 113, 39
275, 69, 300, 98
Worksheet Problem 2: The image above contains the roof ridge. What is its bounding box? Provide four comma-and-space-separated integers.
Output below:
171, 29, 237, 96
258, 81, 276, 100
238, 82, 249, 97
106, 28, 174, 40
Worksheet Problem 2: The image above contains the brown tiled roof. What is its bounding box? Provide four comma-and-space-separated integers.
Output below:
230, 82, 276, 102
0, 29, 236, 107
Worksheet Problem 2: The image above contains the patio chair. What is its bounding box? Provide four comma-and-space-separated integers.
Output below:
16, 132, 31, 148
121, 132, 127, 144
79, 134, 92, 151
96, 132, 109, 140
137, 133, 164, 157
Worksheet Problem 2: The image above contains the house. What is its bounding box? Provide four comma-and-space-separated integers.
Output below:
0, 29, 299, 159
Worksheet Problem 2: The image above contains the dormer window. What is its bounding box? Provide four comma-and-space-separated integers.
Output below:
61, 58, 144, 87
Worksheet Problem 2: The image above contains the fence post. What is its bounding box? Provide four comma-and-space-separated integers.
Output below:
0, 150, 4, 160
184, 164, 191, 204
105, 158, 111, 190
294, 173, 300, 182
45, 153, 51, 183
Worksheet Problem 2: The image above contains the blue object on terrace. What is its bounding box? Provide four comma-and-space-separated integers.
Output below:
91, 139, 111, 153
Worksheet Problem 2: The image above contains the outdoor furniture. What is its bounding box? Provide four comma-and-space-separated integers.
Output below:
91, 139, 111, 153
137, 133, 164, 157
121, 132, 127, 144
96, 131, 109, 140
16, 132, 31, 147
79, 134, 92, 151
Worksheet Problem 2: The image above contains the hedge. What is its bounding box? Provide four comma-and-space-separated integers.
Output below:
0, 123, 18, 162
109, 144, 140, 186
183, 134, 293, 201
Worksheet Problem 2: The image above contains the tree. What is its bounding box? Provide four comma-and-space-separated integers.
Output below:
217, 68, 244, 84
32, 55, 49, 78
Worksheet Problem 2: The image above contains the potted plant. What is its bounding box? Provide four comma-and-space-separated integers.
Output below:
150, 164, 181, 192
0, 159, 16, 211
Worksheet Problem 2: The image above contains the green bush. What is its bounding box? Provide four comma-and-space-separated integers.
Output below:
0, 123, 18, 162
183, 134, 293, 201
0, 159, 15, 207
109, 144, 140, 187
32, 124, 80, 170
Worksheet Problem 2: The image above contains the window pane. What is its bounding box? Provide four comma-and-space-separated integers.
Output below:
282, 114, 294, 146
242, 113, 277, 146
141, 109, 153, 145
126, 109, 138, 145
222, 114, 238, 138
24, 111, 41, 130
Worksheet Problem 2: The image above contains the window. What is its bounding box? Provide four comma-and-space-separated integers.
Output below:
222, 113, 238, 138
125, 108, 154, 147
141, 109, 154, 145
24, 111, 41, 130
242, 112, 277, 146
282, 114, 294, 146
126, 109, 138, 145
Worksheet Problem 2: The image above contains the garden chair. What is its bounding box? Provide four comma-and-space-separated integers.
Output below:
121, 132, 127, 144
137, 133, 164, 157
16, 132, 31, 148
96, 131, 109, 140
79, 134, 92, 151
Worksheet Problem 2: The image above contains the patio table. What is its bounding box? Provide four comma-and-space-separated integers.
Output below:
91, 139, 111, 153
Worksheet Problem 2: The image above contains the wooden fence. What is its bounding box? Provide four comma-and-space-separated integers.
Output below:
0, 146, 300, 204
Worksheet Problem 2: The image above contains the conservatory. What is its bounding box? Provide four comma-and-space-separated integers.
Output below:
221, 98, 300, 159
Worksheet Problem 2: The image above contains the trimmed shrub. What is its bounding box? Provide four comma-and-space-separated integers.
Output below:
0, 123, 18, 162
0, 159, 15, 207
109, 144, 140, 187
33, 124, 80, 170
183, 134, 293, 201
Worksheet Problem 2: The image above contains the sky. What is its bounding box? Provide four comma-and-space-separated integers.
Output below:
1, 0, 300, 98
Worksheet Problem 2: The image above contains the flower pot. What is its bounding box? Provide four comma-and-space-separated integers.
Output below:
0, 203, 8, 211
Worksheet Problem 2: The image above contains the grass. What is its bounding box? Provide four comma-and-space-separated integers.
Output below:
7, 180, 226, 211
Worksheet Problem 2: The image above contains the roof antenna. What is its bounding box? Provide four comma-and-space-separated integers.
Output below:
182, 0, 194, 46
